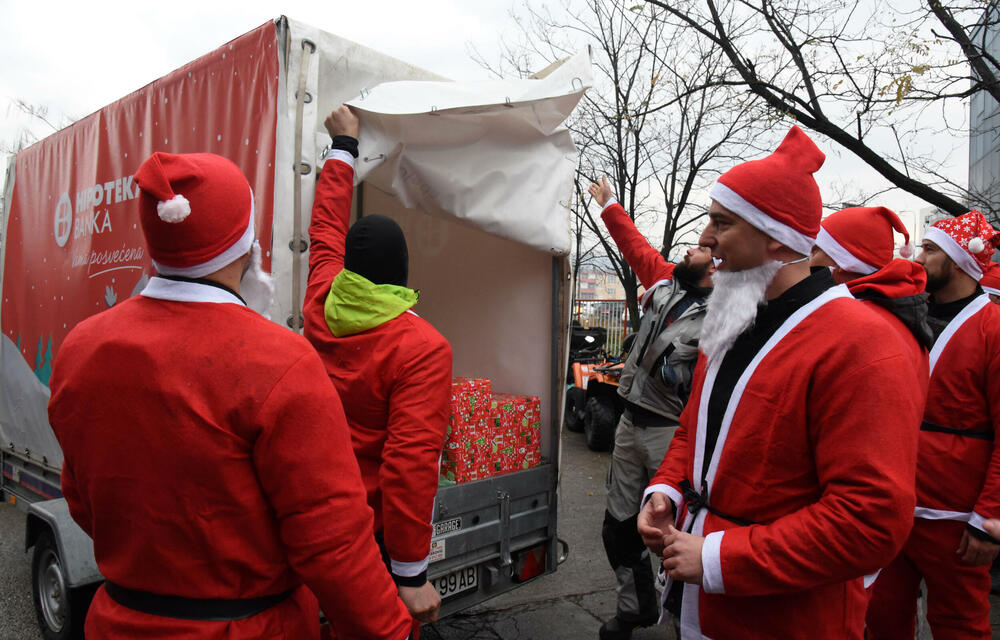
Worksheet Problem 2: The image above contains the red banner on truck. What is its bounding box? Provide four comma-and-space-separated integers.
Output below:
1, 22, 279, 380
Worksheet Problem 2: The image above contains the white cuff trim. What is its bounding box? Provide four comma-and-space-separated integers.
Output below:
913, 506, 973, 522
968, 511, 989, 535
710, 182, 815, 256
390, 555, 430, 577
863, 569, 881, 589
924, 226, 984, 281
983, 286, 1000, 296
642, 483, 682, 514
815, 227, 878, 275
601, 197, 619, 212
323, 149, 357, 171
701, 530, 725, 594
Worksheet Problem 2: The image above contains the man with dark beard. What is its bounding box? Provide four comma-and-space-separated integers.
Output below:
588, 176, 714, 640
635, 127, 923, 639
867, 211, 1000, 640
47, 152, 412, 640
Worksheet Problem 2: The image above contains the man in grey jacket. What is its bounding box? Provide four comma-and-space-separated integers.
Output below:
588, 177, 714, 640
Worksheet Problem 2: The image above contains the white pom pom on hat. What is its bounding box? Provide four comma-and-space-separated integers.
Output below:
969, 237, 985, 254
156, 194, 191, 223
899, 241, 914, 258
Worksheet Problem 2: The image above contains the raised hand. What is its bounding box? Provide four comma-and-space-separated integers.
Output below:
588, 175, 614, 208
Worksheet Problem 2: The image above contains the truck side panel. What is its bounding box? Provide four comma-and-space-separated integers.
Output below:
0, 23, 281, 469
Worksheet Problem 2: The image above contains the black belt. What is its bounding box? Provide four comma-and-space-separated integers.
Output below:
679, 479, 755, 527
920, 420, 994, 442
623, 403, 675, 429
104, 581, 293, 621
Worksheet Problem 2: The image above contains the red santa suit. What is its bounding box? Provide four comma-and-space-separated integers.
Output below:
644, 128, 922, 639
845, 259, 931, 387
814, 205, 931, 384
304, 149, 452, 589
866, 211, 1000, 640
867, 294, 1000, 639
49, 280, 411, 640
645, 285, 922, 639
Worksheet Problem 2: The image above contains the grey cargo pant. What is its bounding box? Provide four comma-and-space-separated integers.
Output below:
602, 412, 677, 623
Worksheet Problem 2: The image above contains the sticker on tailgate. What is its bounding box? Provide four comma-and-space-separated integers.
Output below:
429, 538, 446, 563
433, 517, 462, 535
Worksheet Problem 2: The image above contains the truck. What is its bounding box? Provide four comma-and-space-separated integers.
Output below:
0, 16, 584, 639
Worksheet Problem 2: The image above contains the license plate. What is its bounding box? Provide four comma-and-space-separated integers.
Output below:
430, 566, 477, 599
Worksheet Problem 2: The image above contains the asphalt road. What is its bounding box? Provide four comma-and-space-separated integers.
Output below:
2, 428, 998, 639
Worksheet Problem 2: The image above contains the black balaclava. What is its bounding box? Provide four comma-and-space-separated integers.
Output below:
344, 214, 409, 287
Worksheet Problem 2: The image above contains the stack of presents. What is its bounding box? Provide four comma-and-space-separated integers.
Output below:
440, 377, 542, 484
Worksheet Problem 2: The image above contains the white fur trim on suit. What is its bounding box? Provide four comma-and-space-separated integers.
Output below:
924, 226, 984, 281
863, 570, 881, 589
140, 277, 246, 306
390, 556, 430, 577
814, 227, 878, 275
324, 148, 356, 170
710, 182, 816, 256
913, 506, 973, 522
643, 483, 684, 513
983, 285, 1000, 296
701, 531, 725, 594
968, 512, 990, 535
157, 194, 191, 223
153, 186, 256, 279
928, 294, 990, 375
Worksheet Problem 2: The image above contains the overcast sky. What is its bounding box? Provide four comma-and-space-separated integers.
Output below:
0, 0, 967, 243
0, 1, 518, 140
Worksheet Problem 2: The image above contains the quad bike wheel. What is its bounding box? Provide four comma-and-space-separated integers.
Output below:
564, 387, 586, 433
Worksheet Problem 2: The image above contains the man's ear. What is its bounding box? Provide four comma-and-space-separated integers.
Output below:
766, 238, 802, 263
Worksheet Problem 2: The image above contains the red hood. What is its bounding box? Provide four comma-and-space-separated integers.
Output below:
847, 259, 926, 299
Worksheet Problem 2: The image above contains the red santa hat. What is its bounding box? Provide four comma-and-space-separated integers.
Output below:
922, 210, 999, 281
981, 262, 1000, 296
815, 206, 913, 275
134, 152, 255, 278
710, 126, 825, 256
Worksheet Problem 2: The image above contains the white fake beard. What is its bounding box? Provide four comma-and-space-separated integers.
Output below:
699, 261, 783, 363
241, 241, 275, 319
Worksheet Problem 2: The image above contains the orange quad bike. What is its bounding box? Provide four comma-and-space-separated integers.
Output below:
564, 323, 633, 451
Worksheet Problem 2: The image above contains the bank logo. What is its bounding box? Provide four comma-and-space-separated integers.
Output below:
54, 193, 72, 247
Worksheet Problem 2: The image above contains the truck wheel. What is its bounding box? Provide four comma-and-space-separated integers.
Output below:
584, 396, 616, 451
32, 530, 94, 640
564, 387, 586, 433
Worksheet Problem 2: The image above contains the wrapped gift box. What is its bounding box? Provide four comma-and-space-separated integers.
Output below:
441, 378, 492, 483
442, 379, 543, 484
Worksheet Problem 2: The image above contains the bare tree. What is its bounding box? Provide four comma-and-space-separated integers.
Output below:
644, 0, 1000, 219
476, 0, 771, 330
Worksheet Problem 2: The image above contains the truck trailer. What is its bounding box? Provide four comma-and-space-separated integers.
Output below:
0, 16, 583, 639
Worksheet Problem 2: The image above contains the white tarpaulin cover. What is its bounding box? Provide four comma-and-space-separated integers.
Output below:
346, 51, 592, 256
